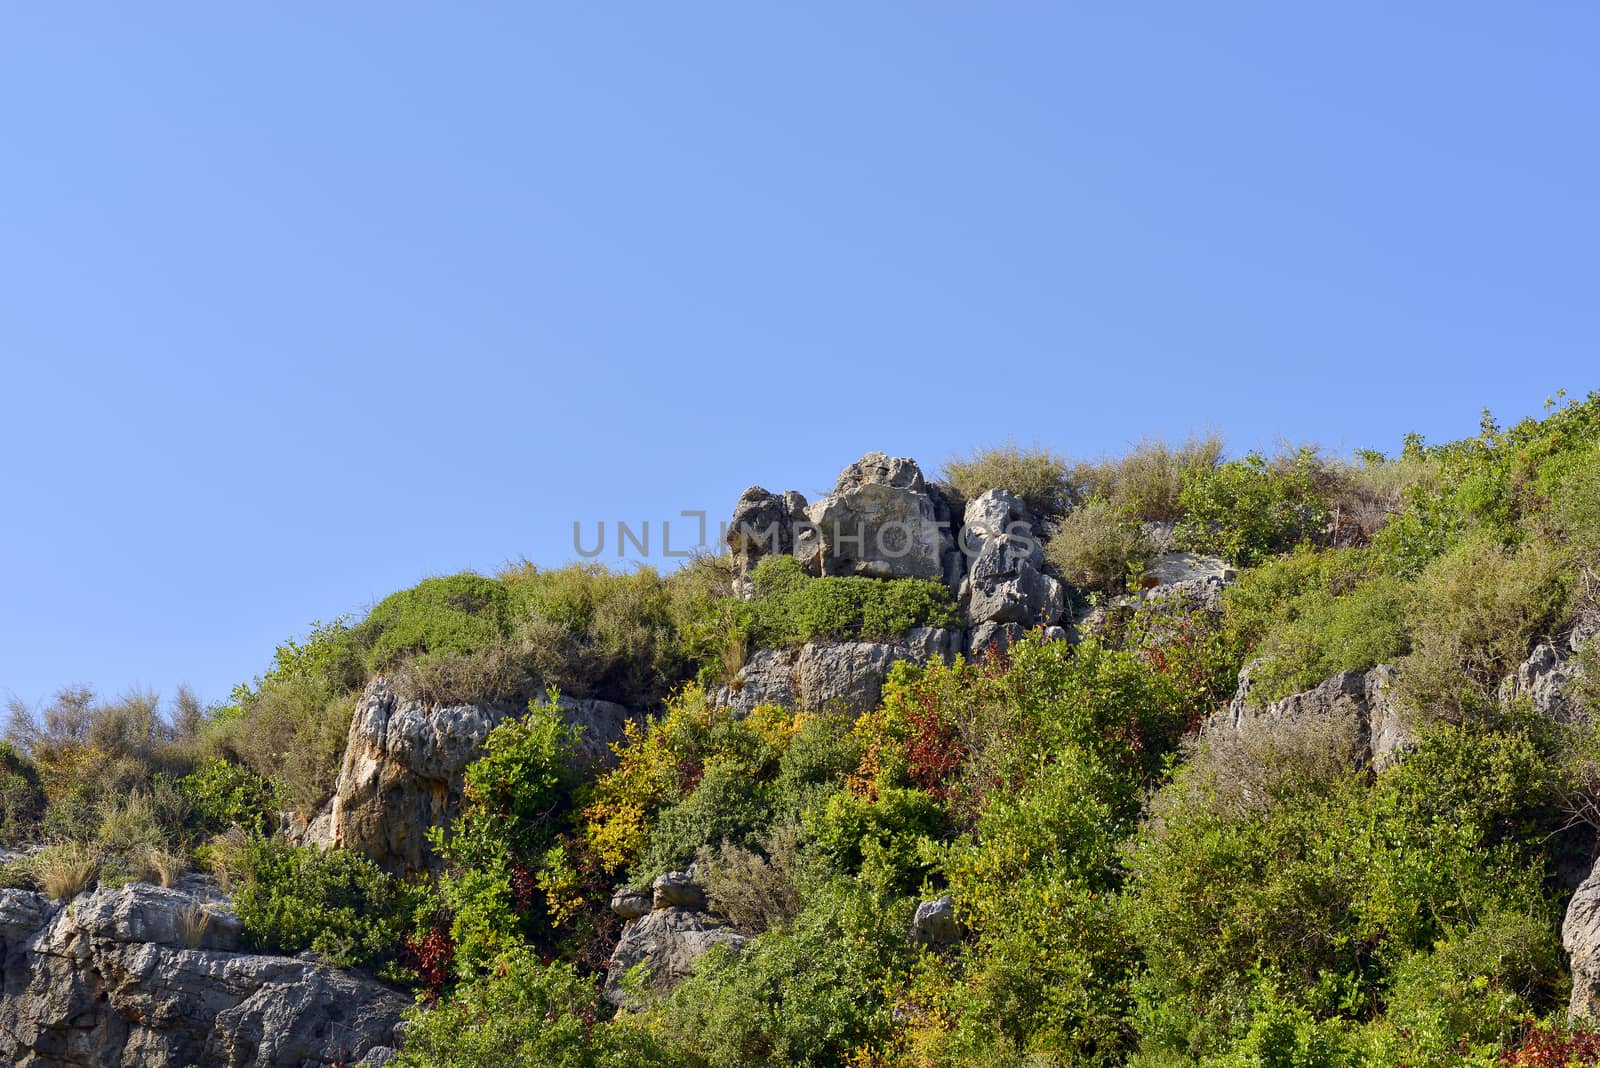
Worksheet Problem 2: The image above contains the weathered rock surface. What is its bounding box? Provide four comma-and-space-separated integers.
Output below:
727, 486, 810, 590
1215, 662, 1412, 770
958, 490, 1064, 643
911, 896, 961, 948
329, 679, 637, 874
1500, 641, 1589, 722
794, 453, 957, 584
0, 883, 406, 1067
719, 628, 962, 714
1566, 860, 1600, 1020
604, 872, 747, 1009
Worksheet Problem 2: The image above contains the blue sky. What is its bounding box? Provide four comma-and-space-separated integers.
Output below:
1, 3, 1595, 709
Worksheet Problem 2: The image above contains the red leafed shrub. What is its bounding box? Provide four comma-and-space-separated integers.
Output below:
509, 863, 538, 912
403, 925, 456, 999
1498, 1021, 1600, 1066
904, 690, 966, 801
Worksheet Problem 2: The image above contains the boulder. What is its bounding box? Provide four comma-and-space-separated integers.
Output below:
795, 453, 955, 583
652, 871, 708, 911
718, 629, 963, 714
967, 621, 1025, 659
727, 487, 809, 590
1500, 642, 1588, 723
0, 884, 406, 1067
1567, 859, 1600, 1021
611, 889, 652, 921
959, 492, 1064, 632
910, 896, 962, 948
603, 908, 748, 1009
329, 679, 638, 874
1215, 662, 1411, 770
1145, 551, 1235, 588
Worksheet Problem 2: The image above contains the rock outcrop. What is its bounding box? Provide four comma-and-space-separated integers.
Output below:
1214, 662, 1412, 770
1500, 641, 1589, 723
726, 486, 810, 591
958, 490, 1064, 655
329, 679, 637, 874
718, 628, 962, 714
795, 453, 961, 585
1566, 861, 1600, 1021
910, 896, 961, 949
0, 883, 406, 1067
604, 872, 747, 1009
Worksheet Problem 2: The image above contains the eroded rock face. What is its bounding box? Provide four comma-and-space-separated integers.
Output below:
959, 490, 1063, 652
1215, 662, 1412, 770
603, 872, 748, 1010
795, 453, 957, 584
1500, 642, 1588, 722
329, 680, 637, 874
0, 884, 406, 1068
911, 896, 961, 949
727, 486, 810, 591
718, 628, 962, 714
1566, 861, 1600, 1021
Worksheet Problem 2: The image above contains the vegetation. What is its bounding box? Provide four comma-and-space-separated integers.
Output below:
6, 392, 1600, 1066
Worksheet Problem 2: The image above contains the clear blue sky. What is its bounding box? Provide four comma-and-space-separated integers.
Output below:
2, 3, 1595, 709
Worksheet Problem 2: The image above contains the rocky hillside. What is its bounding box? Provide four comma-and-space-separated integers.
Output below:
4, 394, 1600, 1066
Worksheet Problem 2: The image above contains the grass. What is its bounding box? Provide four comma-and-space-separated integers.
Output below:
30, 840, 101, 901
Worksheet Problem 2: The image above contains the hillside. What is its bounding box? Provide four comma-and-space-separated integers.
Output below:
4, 392, 1600, 1067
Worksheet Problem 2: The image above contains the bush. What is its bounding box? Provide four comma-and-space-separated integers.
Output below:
636, 759, 773, 881
178, 759, 278, 837
503, 562, 689, 709
362, 573, 512, 671
204, 677, 355, 814
696, 820, 804, 934
1175, 448, 1330, 566
1045, 498, 1155, 594
393, 948, 667, 1068
29, 840, 101, 900
1400, 535, 1569, 718
745, 555, 960, 648
0, 741, 44, 845
1245, 573, 1411, 702
1070, 433, 1224, 522
233, 839, 411, 970
942, 442, 1074, 518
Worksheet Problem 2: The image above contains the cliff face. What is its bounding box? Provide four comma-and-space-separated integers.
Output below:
0, 882, 405, 1068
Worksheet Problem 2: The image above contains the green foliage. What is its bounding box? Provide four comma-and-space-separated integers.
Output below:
428, 698, 584, 972
1175, 449, 1331, 567
177, 759, 277, 837
1046, 497, 1155, 594
503, 561, 689, 708
636, 759, 773, 882
233, 839, 412, 970
745, 555, 960, 648
362, 573, 512, 671
204, 677, 355, 814
1399, 534, 1568, 719
1123, 723, 1562, 1061
805, 786, 945, 900
942, 441, 1075, 517
394, 949, 668, 1068
0, 741, 45, 845
647, 880, 915, 1068
1247, 574, 1411, 702
1070, 433, 1225, 522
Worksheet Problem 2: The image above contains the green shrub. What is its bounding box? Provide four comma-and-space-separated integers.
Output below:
1070, 433, 1225, 522
1399, 535, 1568, 718
805, 786, 945, 900
650, 879, 915, 1068
745, 555, 959, 649
393, 948, 668, 1068
1045, 498, 1155, 594
502, 562, 688, 707
178, 759, 278, 837
0, 741, 44, 845
362, 573, 512, 671
204, 678, 355, 814
1175, 448, 1330, 566
942, 442, 1075, 518
1246, 574, 1411, 702
636, 759, 773, 881
233, 839, 411, 969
